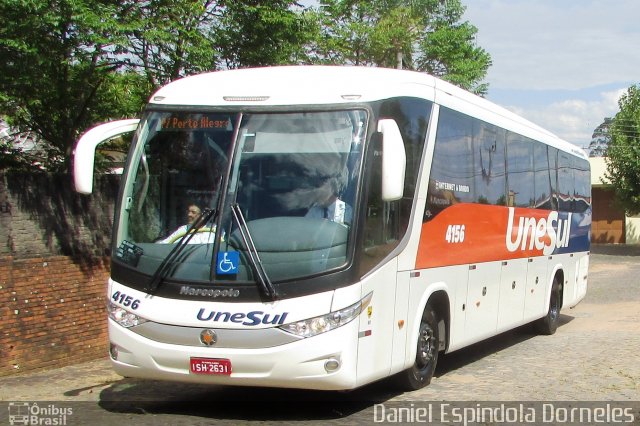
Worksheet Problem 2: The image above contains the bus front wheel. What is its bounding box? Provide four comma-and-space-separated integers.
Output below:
396, 305, 439, 391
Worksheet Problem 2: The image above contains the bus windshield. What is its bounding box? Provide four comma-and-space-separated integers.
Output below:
114, 109, 367, 285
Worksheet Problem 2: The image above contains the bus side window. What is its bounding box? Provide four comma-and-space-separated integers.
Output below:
548, 147, 559, 210
359, 133, 400, 273
359, 98, 432, 275
533, 143, 552, 210
506, 133, 534, 207
362, 134, 389, 241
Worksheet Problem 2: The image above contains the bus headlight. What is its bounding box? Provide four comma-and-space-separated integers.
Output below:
107, 301, 148, 328
279, 292, 372, 338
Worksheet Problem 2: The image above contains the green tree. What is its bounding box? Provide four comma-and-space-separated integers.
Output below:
120, 0, 220, 88
310, 1, 381, 65
120, 1, 313, 87
1, 0, 490, 172
415, 1, 491, 95
215, 1, 315, 68
310, 0, 491, 94
369, 6, 421, 68
0, 0, 133, 172
604, 85, 640, 214
0, 1, 312, 171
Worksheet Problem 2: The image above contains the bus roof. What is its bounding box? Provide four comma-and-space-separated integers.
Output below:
149, 66, 586, 160
150, 66, 437, 106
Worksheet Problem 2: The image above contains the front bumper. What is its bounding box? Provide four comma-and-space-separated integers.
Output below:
108, 318, 360, 390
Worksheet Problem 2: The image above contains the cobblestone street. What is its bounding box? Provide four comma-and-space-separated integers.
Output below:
1, 246, 639, 424
400, 246, 640, 402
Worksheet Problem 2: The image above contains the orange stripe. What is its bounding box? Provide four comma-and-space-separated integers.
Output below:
416, 204, 555, 268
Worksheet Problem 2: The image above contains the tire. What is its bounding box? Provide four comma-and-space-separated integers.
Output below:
395, 305, 439, 391
535, 276, 562, 335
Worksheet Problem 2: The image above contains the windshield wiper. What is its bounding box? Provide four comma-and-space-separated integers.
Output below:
230, 203, 278, 301
146, 208, 217, 293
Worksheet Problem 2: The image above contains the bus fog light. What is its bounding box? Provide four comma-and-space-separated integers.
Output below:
324, 358, 340, 372
109, 343, 119, 360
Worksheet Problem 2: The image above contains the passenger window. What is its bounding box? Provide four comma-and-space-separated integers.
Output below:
533, 144, 552, 210
548, 147, 559, 210
574, 159, 591, 213
426, 108, 475, 220
557, 152, 574, 212
474, 122, 506, 205
506, 134, 534, 207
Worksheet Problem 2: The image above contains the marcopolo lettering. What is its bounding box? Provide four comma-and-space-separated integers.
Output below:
180, 286, 240, 298
506, 208, 572, 255
197, 309, 289, 326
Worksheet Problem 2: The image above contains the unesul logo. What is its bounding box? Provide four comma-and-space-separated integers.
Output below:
196, 309, 289, 326
505, 208, 572, 255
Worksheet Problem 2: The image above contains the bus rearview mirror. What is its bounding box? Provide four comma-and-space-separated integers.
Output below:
73, 119, 140, 194
377, 119, 406, 201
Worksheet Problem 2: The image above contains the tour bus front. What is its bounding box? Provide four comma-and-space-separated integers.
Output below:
94, 103, 409, 390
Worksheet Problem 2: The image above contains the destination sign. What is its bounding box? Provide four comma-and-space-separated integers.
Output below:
160, 115, 231, 131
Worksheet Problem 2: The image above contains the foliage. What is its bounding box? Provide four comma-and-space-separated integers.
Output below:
119, 0, 220, 88
119, 1, 312, 86
309, 1, 383, 65
415, 1, 491, 95
0, 1, 314, 172
215, 1, 316, 68
0, 0, 133, 172
1, 0, 492, 172
310, 0, 491, 94
604, 85, 640, 214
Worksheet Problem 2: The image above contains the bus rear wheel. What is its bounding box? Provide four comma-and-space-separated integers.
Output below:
535, 276, 561, 335
395, 305, 439, 391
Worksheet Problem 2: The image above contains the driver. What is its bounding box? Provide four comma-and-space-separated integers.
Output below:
159, 204, 216, 244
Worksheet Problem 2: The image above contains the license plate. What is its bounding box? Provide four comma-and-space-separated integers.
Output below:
190, 357, 232, 375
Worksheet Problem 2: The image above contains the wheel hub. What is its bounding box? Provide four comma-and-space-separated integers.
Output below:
417, 326, 435, 366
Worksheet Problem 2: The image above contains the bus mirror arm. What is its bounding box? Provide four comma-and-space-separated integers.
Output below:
73, 119, 140, 194
377, 119, 406, 202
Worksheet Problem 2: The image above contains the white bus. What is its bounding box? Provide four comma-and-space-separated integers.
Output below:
74, 66, 591, 391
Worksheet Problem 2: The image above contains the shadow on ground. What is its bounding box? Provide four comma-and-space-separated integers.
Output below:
591, 244, 640, 256
435, 314, 573, 377
93, 316, 574, 421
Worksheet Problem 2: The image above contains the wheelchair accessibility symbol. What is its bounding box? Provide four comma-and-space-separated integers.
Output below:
217, 251, 239, 275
